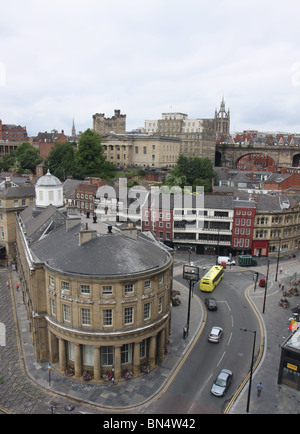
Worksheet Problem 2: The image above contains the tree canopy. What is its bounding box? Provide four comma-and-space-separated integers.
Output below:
164, 155, 217, 192
47, 129, 116, 180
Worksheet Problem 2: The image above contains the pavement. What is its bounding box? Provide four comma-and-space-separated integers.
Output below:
1, 253, 300, 414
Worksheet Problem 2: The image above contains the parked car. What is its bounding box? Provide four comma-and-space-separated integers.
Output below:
211, 369, 233, 396
208, 326, 223, 343
217, 256, 236, 266
205, 298, 217, 311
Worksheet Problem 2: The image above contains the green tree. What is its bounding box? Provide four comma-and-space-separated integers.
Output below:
164, 155, 216, 192
75, 129, 106, 177
0, 152, 16, 171
47, 142, 79, 180
15, 142, 43, 174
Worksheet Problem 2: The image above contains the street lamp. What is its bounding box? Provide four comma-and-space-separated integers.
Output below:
262, 260, 270, 314
183, 263, 200, 339
240, 328, 256, 413
275, 237, 281, 282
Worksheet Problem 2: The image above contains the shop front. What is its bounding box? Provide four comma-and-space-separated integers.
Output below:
278, 328, 300, 390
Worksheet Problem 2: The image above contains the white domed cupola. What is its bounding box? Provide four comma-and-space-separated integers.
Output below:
35, 170, 63, 208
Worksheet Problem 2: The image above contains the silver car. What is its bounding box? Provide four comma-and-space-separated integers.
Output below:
208, 326, 223, 343
211, 369, 233, 396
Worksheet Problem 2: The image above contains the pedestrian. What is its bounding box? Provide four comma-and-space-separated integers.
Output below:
15, 284, 19, 292
6, 280, 9, 289
257, 382, 263, 396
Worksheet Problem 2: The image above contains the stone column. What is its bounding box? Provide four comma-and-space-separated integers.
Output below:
133, 341, 141, 376
114, 345, 122, 380
158, 328, 166, 359
58, 338, 66, 372
74, 343, 82, 379
149, 335, 156, 370
94, 347, 101, 381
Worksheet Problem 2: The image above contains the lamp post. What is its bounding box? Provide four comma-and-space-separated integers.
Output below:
262, 260, 269, 314
240, 328, 256, 413
183, 263, 200, 339
275, 237, 281, 282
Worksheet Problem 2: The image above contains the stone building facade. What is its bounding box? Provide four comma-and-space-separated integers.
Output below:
101, 132, 180, 168
143, 112, 216, 164
0, 179, 35, 265
15, 172, 174, 381
93, 110, 126, 136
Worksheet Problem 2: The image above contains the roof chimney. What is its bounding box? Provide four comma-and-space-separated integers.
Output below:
79, 225, 97, 245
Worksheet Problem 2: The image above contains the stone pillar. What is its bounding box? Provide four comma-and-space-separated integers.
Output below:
74, 343, 82, 379
59, 338, 66, 372
133, 341, 141, 376
94, 347, 101, 381
114, 345, 122, 380
158, 328, 166, 359
48, 330, 58, 363
149, 335, 156, 370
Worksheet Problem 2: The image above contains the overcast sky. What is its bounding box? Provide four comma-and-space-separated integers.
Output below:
1, 0, 300, 137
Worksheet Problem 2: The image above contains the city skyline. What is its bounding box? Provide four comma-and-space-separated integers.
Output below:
1, 1, 300, 136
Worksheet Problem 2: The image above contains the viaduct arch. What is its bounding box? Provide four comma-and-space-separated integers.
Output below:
215, 143, 300, 169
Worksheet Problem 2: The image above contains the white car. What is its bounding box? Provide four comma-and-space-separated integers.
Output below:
208, 326, 223, 343
217, 256, 236, 266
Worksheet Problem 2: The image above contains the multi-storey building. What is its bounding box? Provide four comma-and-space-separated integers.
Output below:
15, 171, 174, 380
0, 179, 35, 265
252, 194, 300, 257
143, 112, 216, 163
101, 132, 180, 168
231, 199, 256, 255
0, 120, 28, 142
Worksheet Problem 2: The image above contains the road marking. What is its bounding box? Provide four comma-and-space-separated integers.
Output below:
217, 351, 226, 367
227, 332, 232, 346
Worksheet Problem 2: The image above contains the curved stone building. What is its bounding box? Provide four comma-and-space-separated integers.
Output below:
15, 172, 174, 381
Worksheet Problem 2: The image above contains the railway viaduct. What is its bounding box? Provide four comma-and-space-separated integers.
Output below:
215, 143, 300, 169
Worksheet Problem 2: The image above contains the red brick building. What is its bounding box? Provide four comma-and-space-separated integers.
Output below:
75, 178, 106, 215
231, 200, 256, 255
0, 120, 28, 142
141, 193, 174, 244
31, 130, 67, 159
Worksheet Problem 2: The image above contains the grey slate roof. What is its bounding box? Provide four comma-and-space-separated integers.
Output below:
29, 222, 171, 277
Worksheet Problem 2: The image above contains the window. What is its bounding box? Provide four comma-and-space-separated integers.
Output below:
125, 284, 134, 294
140, 339, 147, 358
101, 346, 114, 366
49, 276, 55, 287
144, 302, 151, 320
80, 285, 90, 295
102, 285, 112, 295
158, 296, 163, 313
103, 309, 112, 326
61, 281, 70, 292
51, 299, 56, 316
14, 200, 19, 207
124, 306, 133, 324
121, 343, 132, 364
0, 226, 5, 240
68, 342, 75, 361
144, 280, 151, 290
83, 345, 94, 365
63, 304, 71, 322
81, 308, 91, 326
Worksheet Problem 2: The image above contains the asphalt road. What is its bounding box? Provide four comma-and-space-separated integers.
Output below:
141, 267, 262, 414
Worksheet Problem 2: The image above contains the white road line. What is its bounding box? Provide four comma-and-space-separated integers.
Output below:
217, 351, 226, 367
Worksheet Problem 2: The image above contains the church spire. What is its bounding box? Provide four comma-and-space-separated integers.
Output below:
72, 118, 76, 137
